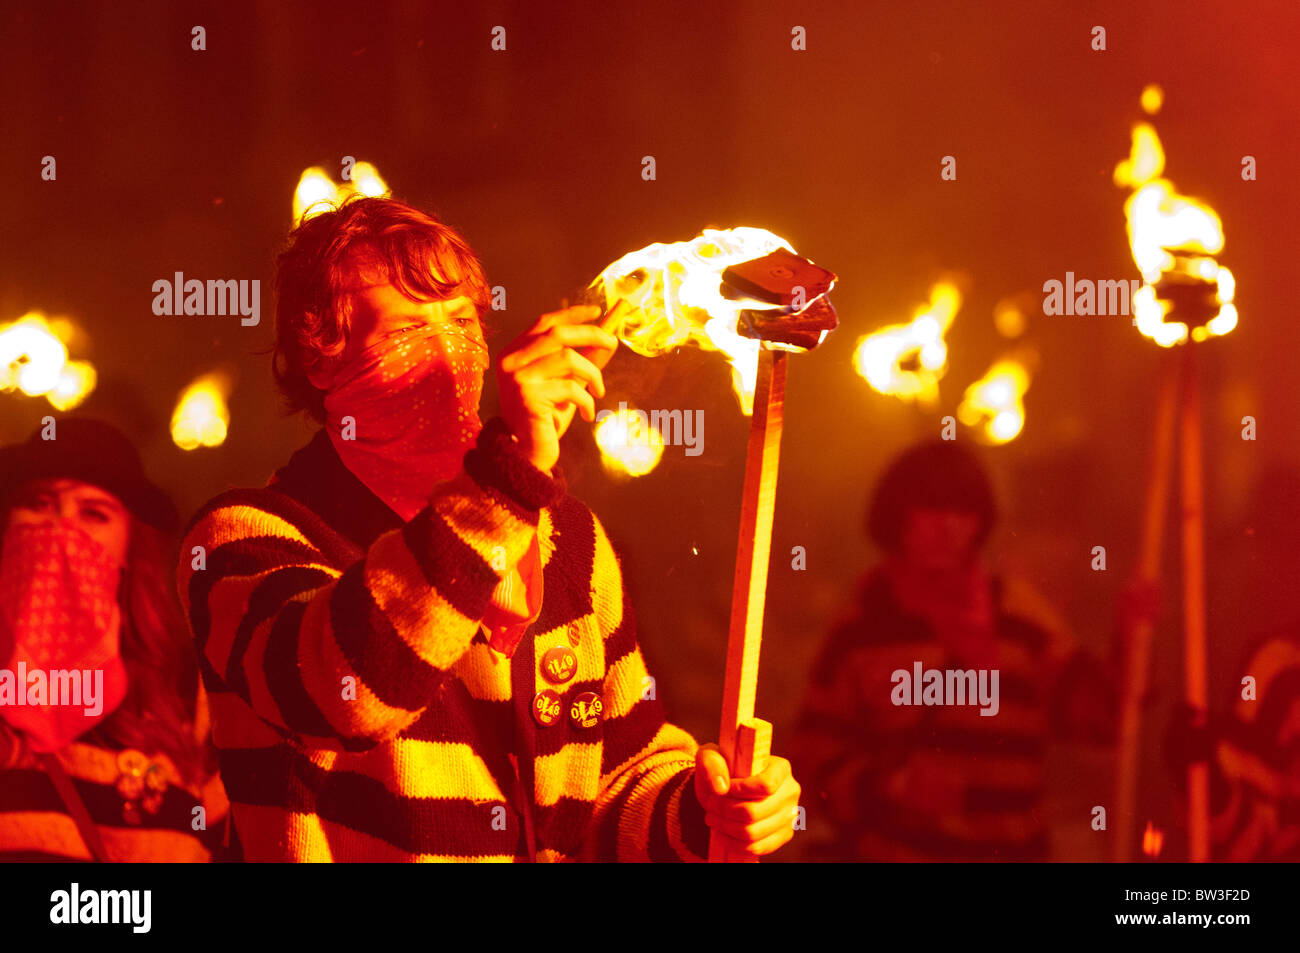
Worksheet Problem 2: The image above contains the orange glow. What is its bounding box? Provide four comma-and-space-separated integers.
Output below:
293, 162, 390, 224
47, 360, 98, 412
593, 405, 665, 477
589, 227, 830, 415
0, 311, 97, 409
1140, 83, 1164, 116
853, 282, 961, 406
1114, 95, 1236, 347
171, 370, 234, 450
1142, 820, 1165, 858
957, 354, 1032, 444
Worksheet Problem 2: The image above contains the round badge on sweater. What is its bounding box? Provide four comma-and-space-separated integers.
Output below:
541, 645, 577, 685
569, 691, 603, 729
532, 690, 563, 727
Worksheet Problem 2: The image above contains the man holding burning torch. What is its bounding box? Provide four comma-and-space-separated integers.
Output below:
177, 196, 799, 861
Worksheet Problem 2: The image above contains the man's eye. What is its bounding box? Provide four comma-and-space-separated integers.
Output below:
82, 509, 110, 524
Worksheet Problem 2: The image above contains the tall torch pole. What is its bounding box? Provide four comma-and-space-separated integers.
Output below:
710, 348, 786, 863
1178, 346, 1211, 862
1114, 359, 1177, 862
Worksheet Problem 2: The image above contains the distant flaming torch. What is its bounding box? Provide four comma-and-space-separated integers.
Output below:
589, 228, 838, 862
593, 404, 666, 477
1114, 88, 1236, 347
853, 281, 961, 406
171, 370, 234, 450
293, 161, 390, 224
1113, 86, 1232, 864
0, 312, 97, 410
1142, 821, 1165, 859
957, 352, 1034, 445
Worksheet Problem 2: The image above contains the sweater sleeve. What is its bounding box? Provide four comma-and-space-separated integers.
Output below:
583, 512, 711, 862
176, 417, 563, 752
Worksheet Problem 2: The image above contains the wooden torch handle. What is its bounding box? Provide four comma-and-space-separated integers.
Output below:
709, 348, 787, 863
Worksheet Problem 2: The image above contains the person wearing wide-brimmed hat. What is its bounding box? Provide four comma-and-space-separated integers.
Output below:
0, 416, 227, 862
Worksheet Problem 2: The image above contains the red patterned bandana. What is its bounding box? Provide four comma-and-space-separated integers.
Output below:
324, 322, 490, 522
0, 521, 128, 752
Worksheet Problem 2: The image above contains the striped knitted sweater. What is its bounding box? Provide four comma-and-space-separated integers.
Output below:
793, 568, 1075, 861
177, 418, 711, 862
0, 724, 226, 863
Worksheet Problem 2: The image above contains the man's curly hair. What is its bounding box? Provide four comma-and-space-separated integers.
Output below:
272, 196, 491, 422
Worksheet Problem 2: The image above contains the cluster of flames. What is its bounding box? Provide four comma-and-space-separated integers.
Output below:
293, 161, 390, 224
588, 227, 808, 415
0, 312, 97, 411
852, 283, 1033, 445
589, 228, 817, 475
853, 281, 961, 407
1114, 86, 1237, 347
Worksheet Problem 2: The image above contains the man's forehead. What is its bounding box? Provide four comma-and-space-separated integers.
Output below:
341, 254, 465, 292
351, 283, 474, 314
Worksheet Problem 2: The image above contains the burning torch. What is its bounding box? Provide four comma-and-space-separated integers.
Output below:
1112, 86, 1237, 863
588, 228, 838, 862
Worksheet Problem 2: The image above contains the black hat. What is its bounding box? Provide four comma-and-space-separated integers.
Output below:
0, 417, 178, 533
866, 439, 997, 553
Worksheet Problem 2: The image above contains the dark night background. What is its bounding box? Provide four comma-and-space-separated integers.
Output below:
2, 0, 1297, 860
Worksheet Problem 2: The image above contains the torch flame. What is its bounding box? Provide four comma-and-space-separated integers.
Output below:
1114, 93, 1236, 347
593, 404, 666, 477
0, 312, 96, 409
172, 370, 234, 450
853, 282, 962, 405
293, 162, 390, 224
589, 228, 815, 415
1142, 820, 1165, 858
957, 353, 1033, 444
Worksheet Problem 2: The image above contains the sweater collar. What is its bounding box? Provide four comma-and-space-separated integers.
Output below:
269, 429, 403, 550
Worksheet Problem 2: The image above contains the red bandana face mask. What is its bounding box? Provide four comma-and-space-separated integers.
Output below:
324, 321, 491, 521
0, 521, 129, 753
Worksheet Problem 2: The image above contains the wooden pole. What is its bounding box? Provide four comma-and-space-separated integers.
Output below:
710, 348, 786, 863
1178, 346, 1211, 862
1114, 358, 1178, 862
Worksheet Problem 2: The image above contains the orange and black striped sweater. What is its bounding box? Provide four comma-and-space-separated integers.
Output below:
177, 418, 711, 862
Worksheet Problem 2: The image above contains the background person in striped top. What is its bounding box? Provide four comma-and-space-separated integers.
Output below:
0, 418, 227, 862
792, 440, 1115, 861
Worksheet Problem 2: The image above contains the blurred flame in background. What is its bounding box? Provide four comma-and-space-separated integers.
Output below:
293, 161, 390, 223
0, 312, 97, 410
958, 351, 1035, 444
1114, 86, 1237, 347
593, 405, 666, 477
589, 227, 824, 416
171, 369, 235, 450
853, 281, 962, 406
1142, 820, 1165, 858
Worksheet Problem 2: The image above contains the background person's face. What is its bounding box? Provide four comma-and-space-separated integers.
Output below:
6, 478, 131, 569
900, 506, 981, 572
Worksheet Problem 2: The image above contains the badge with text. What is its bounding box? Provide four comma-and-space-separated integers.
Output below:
569, 691, 603, 729
532, 690, 563, 727
541, 645, 578, 685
